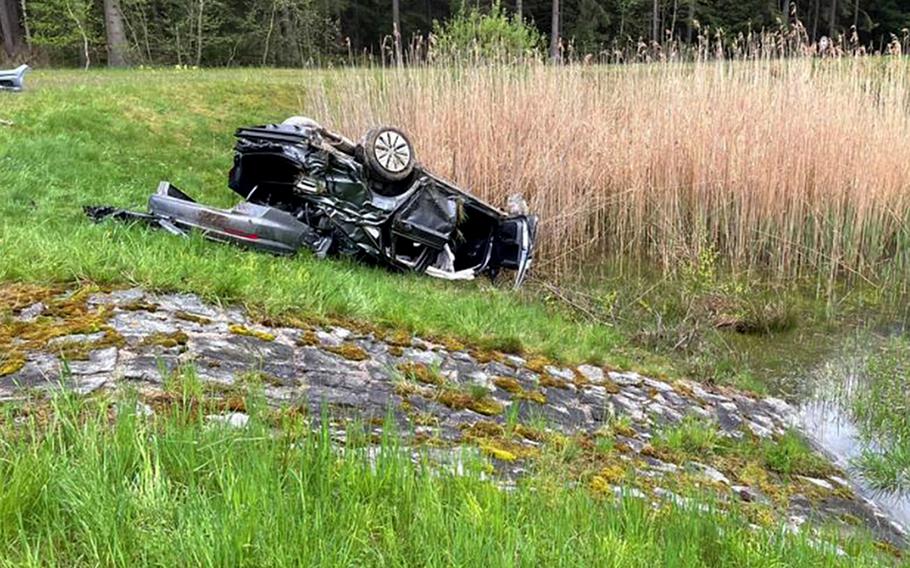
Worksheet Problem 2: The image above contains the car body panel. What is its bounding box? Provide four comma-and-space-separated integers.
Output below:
86, 120, 538, 287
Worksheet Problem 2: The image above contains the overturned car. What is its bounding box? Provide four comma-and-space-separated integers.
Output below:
87, 117, 538, 287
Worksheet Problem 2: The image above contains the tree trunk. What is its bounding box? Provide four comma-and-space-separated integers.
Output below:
828, 0, 837, 37
853, 0, 859, 28
652, 0, 660, 43
549, 0, 560, 61
103, 0, 129, 66
782, 0, 790, 25
392, 0, 402, 66
670, 0, 678, 41
811, 0, 820, 41
0, 0, 26, 59
516, 0, 522, 19
195, 0, 205, 66
686, 0, 695, 43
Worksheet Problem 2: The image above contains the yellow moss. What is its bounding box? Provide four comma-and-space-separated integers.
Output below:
539, 374, 568, 389
480, 443, 518, 462
296, 330, 320, 347
385, 329, 412, 347
493, 376, 522, 394
438, 336, 466, 352
120, 300, 159, 312
397, 362, 444, 386
589, 475, 612, 494
58, 329, 127, 359
0, 283, 63, 313
462, 420, 506, 438
175, 310, 213, 325
475, 438, 539, 462
611, 422, 637, 438
325, 343, 369, 361
228, 324, 275, 342
513, 424, 548, 442
491, 373, 546, 402
437, 389, 504, 416
518, 390, 547, 404
603, 379, 621, 394
525, 356, 551, 373
388, 345, 404, 357
0, 353, 26, 377
470, 350, 495, 364
139, 331, 188, 349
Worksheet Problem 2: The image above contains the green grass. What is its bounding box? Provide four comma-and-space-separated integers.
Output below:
0, 69, 625, 365
850, 337, 910, 494
0, 388, 892, 567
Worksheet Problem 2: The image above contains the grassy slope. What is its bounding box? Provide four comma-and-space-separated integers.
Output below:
0, 391, 889, 567
0, 69, 626, 366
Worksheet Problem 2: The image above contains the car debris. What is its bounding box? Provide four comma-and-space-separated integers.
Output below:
0, 64, 29, 91
86, 117, 538, 287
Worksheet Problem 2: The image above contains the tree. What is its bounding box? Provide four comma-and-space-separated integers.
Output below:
549, 0, 559, 60
651, 0, 659, 42
0, 0, 27, 59
392, 0, 401, 65
102, 0, 128, 65
516, 0, 522, 19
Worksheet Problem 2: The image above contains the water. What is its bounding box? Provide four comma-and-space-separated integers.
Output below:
799, 399, 910, 530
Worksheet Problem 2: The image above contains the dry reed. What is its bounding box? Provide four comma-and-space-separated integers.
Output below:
305, 57, 910, 287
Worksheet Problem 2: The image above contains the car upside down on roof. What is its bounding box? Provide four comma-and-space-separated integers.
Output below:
87, 117, 538, 287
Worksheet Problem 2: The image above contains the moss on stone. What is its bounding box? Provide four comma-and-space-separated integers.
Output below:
228, 324, 276, 342
397, 362, 444, 386
493, 376, 522, 394
325, 343, 369, 361
539, 374, 568, 389
437, 389, 503, 416
296, 330, 320, 347
139, 331, 188, 349
175, 310, 213, 325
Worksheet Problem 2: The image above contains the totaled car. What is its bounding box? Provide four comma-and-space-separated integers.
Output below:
87, 117, 538, 287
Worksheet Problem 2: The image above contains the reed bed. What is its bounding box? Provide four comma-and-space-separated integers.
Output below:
307, 58, 910, 288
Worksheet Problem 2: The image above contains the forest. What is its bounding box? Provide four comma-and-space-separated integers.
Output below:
2, 0, 910, 68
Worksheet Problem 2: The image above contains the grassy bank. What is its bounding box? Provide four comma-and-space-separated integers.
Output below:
0, 69, 627, 365
0, 390, 892, 567
3, 68, 908, 388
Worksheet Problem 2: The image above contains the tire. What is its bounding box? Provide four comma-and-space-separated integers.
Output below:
359, 126, 415, 182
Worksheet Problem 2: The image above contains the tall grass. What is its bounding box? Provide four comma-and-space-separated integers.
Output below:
307, 58, 910, 289
0, 389, 889, 566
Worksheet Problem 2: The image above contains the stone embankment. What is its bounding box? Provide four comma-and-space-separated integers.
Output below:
1, 286, 906, 550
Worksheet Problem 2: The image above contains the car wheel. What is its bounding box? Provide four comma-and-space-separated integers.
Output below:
359, 126, 415, 182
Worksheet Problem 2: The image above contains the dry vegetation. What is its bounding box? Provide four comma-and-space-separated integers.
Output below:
307, 57, 910, 288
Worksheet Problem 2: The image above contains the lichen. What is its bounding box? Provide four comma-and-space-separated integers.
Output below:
228, 324, 275, 342
325, 343, 369, 361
